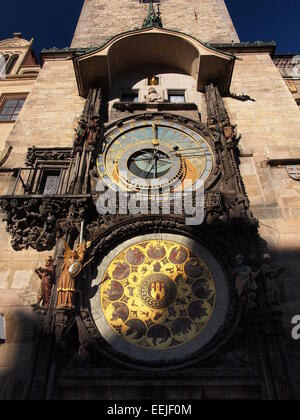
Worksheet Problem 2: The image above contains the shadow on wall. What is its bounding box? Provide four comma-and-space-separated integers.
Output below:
0, 244, 299, 400
0, 306, 39, 400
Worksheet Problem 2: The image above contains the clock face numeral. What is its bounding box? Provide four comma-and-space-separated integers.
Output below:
98, 120, 214, 192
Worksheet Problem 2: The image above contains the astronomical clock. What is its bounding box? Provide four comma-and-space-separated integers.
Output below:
81, 115, 237, 369
97, 119, 214, 193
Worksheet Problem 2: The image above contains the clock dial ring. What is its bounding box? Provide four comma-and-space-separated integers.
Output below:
98, 119, 214, 192
117, 142, 184, 190
90, 233, 230, 366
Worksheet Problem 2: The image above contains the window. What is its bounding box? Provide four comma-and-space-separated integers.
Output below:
0, 315, 5, 344
38, 170, 62, 195
0, 96, 26, 122
168, 90, 186, 104
120, 91, 139, 103
0, 54, 9, 77
6, 54, 19, 74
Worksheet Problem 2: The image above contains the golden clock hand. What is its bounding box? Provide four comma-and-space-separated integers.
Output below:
170, 147, 207, 153
152, 123, 160, 147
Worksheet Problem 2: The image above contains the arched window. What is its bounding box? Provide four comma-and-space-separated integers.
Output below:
0, 314, 5, 344
6, 54, 19, 75
0, 54, 9, 77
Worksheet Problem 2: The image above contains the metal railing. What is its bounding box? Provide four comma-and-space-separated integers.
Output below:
9, 166, 71, 197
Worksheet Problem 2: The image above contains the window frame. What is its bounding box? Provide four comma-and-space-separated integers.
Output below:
37, 168, 63, 196
167, 90, 186, 104
0, 93, 28, 123
120, 90, 140, 103
6, 54, 20, 75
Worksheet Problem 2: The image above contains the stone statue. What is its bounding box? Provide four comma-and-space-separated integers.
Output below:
86, 116, 100, 147
74, 117, 87, 147
56, 240, 90, 310
32, 256, 55, 310
146, 87, 165, 103
261, 253, 283, 306
235, 254, 258, 309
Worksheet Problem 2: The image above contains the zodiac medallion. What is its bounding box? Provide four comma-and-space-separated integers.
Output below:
100, 239, 216, 350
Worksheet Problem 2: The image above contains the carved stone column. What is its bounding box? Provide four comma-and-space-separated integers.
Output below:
70, 88, 106, 195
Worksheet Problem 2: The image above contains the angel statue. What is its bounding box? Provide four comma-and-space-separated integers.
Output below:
56, 240, 91, 310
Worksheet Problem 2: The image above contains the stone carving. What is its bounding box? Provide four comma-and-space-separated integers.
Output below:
0, 197, 92, 252
205, 84, 251, 218
73, 117, 88, 149
69, 88, 104, 194
56, 240, 90, 310
26, 147, 72, 167
235, 255, 258, 310
32, 256, 55, 310
286, 165, 300, 181
146, 87, 165, 103
261, 253, 283, 306
86, 116, 101, 148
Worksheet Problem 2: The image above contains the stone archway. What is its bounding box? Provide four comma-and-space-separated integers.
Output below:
73, 27, 235, 97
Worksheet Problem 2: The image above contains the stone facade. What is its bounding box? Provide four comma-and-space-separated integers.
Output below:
3, 60, 85, 169
0, 34, 39, 156
0, 0, 299, 401
225, 53, 300, 363
71, 0, 239, 47
273, 55, 300, 107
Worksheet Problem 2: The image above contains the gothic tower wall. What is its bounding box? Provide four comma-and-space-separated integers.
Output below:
226, 53, 300, 362
71, 0, 239, 47
0, 1, 300, 400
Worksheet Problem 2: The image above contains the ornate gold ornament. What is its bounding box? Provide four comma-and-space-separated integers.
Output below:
100, 239, 216, 350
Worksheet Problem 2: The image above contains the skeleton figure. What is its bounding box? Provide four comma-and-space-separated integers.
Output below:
235, 254, 258, 309
32, 256, 55, 310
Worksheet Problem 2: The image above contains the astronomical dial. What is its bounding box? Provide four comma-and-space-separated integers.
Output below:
98, 119, 214, 192
99, 239, 216, 350
90, 234, 230, 366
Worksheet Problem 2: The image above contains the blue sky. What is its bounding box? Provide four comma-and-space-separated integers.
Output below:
0, 0, 299, 57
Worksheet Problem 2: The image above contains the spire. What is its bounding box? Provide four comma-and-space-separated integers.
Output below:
142, 1, 163, 29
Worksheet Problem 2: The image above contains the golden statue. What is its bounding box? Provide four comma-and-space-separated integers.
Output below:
56, 240, 91, 310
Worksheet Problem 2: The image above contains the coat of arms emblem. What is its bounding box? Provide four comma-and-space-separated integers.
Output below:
286, 165, 300, 181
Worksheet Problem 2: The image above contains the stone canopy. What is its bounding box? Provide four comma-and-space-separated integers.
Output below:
73, 27, 235, 97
